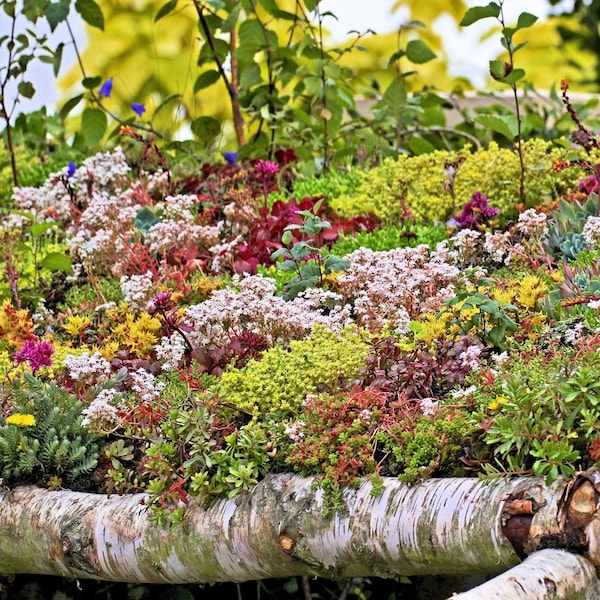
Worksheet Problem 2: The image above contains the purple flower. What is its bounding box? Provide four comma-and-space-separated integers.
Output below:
131, 103, 146, 117
149, 291, 175, 314
222, 151, 238, 166
66, 162, 76, 178
454, 191, 499, 230
14, 339, 55, 373
254, 159, 279, 177
98, 78, 113, 98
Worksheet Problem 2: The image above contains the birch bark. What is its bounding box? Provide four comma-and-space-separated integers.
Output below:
0, 471, 598, 587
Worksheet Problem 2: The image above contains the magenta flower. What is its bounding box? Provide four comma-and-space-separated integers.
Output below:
149, 291, 175, 314
254, 160, 279, 176
14, 339, 55, 373
131, 103, 146, 117
98, 78, 113, 98
454, 191, 499, 229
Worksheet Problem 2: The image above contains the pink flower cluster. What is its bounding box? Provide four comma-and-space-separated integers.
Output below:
14, 339, 54, 373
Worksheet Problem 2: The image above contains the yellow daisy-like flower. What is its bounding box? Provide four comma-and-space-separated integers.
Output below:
488, 396, 509, 411
5, 413, 36, 427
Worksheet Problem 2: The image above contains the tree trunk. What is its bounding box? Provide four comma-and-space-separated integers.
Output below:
452, 548, 600, 599
0, 471, 599, 588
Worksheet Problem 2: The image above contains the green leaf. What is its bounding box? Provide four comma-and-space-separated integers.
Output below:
40, 252, 73, 275
45, 1, 69, 31
17, 81, 35, 99
222, 3, 241, 32
304, 0, 320, 10
75, 0, 104, 30
81, 107, 107, 147
516, 12, 538, 30
459, 3, 500, 26
381, 78, 407, 113
194, 70, 220, 92
191, 116, 221, 142
154, 93, 182, 116
81, 75, 102, 89
405, 39, 436, 64
503, 68, 525, 86
51, 41, 64, 76
408, 135, 436, 155
154, 0, 178, 22
59, 94, 83, 119
474, 114, 518, 140
30, 221, 57, 236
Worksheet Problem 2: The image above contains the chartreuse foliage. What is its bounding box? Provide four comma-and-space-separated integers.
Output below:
331, 140, 596, 225
214, 326, 369, 416
0, 373, 100, 487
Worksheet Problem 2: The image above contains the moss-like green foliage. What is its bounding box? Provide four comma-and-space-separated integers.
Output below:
331, 222, 448, 256
0, 373, 100, 488
331, 140, 598, 225
214, 326, 370, 416
270, 168, 363, 205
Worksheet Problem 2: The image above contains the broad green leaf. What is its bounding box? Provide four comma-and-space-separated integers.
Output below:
59, 94, 83, 119
18, 81, 35, 99
154, 93, 182, 116
405, 39, 436, 64
191, 116, 221, 142
75, 0, 104, 30
154, 0, 178, 22
222, 3, 241, 32
30, 221, 57, 236
381, 78, 407, 112
194, 70, 220, 92
81, 107, 107, 147
459, 3, 500, 26
40, 252, 73, 275
81, 75, 102, 89
238, 19, 264, 47
45, 1, 69, 31
304, 0, 320, 11
408, 135, 436, 155
475, 114, 519, 139
516, 12, 538, 30
503, 68, 525, 86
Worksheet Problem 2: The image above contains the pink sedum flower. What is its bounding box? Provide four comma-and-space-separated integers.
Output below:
14, 338, 54, 373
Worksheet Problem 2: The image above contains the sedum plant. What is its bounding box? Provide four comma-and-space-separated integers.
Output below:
213, 325, 369, 416
0, 373, 100, 488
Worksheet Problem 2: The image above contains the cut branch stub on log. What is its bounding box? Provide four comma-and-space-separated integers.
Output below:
0, 470, 599, 585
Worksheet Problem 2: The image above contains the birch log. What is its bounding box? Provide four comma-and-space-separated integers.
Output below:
0, 471, 599, 585
451, 549, 600, 599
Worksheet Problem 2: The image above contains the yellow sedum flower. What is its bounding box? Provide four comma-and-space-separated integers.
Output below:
5, 413, 36, 427
63, 315, 91, 337
517, 275, 548, 310
488, 396, 509, 411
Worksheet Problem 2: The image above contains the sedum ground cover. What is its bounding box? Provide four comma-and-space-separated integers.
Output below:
3, 131, 600, 532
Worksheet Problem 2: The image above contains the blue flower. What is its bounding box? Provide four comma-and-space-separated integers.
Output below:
222, 151, 238, 165
66, 162, 76, 178
131, 103, 146, 117
98, 78, 113, 98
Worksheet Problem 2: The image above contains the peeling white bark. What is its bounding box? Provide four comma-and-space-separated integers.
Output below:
0, 473, 598, 587
451, 549, 600, 600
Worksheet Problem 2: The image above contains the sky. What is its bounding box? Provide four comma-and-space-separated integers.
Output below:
2, 0, 571, 116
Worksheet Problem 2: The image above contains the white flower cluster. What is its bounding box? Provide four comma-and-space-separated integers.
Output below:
583, 216, 600, 249
516, 208, 548, 238
185, 273, 352, 347
337, 245, 460, 333
120, 271, 155, 311
460, 345, 482, 371
484, 231, 513, 264
82, 388, 121, 433
63, 351, 112, 382
154, 332, 188, 371
130, 369, 166, 403
284, 422, 304, 443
